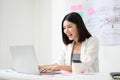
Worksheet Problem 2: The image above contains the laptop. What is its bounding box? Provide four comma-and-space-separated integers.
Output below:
9, 45, 61, 75
10, 45, 40, 75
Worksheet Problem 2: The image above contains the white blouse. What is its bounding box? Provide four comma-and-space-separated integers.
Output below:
55, 36, 99, 72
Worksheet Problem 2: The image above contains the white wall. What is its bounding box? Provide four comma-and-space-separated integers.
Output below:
0, 0, 52, 69
34, 0, 52, 65
99, 46, 120, 73
0, 0, 35, 69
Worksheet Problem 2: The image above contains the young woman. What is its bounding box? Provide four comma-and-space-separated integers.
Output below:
39, 12, 99, 73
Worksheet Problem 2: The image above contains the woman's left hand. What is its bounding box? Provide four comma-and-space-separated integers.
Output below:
38, 64, 59, 73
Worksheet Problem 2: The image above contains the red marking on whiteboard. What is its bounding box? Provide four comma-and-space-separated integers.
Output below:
87, 8, 95, 15
70, 4, 83, 11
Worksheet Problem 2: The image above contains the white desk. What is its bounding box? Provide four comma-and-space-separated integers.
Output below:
0, 69, 112, 80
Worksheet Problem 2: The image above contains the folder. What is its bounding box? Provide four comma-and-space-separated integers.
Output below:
110, 72, 120, 79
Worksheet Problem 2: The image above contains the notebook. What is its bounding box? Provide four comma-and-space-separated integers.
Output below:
9, 45, 61, 75
10, 45, 40, 75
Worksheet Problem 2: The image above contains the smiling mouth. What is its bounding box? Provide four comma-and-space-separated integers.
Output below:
67, 34, 72, 37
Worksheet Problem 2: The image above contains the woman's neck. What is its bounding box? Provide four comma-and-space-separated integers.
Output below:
74, 41, 81, 45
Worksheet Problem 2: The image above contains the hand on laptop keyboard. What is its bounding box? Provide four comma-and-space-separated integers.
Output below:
38, 64, 60, 73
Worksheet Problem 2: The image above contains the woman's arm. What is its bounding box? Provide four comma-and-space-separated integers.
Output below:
81, 36, 99, 72
57, 64, 72, 72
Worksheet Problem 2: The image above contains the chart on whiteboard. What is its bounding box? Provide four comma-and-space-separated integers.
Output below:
66, 0, 120, 45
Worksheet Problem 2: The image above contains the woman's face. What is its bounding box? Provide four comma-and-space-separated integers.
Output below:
63, 20, 79, 42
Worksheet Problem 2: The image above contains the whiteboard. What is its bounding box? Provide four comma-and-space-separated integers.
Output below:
65, 0, 120, 45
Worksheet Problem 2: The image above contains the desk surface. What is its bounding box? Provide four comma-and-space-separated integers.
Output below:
0, 69, 112, 80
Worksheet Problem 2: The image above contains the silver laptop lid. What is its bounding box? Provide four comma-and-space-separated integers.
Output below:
10, 45, 39, 75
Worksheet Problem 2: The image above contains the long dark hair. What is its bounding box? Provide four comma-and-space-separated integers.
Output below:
62, 12, 92, 45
